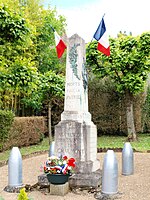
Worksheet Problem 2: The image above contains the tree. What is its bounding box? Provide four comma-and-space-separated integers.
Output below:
35, 7, 67, 74
24, 71, 65, 143
0, 1, 66, 116
0, 5, 34, 114
86, 32, 150, 141
40, 71, 65, 144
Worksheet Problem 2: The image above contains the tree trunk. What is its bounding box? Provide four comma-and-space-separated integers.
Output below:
48, 102, 52, 145
126, 91, 137, 141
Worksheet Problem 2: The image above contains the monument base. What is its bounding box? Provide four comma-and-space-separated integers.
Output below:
77, 159, 100, 174
69, 169, 102, 189
55, 120, 100, 172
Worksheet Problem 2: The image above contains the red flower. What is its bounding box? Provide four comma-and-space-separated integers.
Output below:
44, 166, 47, 171
68, 158, 75, 168
63, 155, 68, 160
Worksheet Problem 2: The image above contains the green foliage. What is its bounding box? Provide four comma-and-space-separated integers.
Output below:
40, 71, 65, 99
0, 110, 15, 151
0, 196, 5, 200
35, 7, 66, 73
0, 58, 39, 114
87, 32, 150, 139
0, 0, 66, 116
0, 4, 33, 73
0, 59, 38, 90
22, 71, 65, 111
86, 32, 150, 95
0, 5, 29, 43
17, 188, 29, 200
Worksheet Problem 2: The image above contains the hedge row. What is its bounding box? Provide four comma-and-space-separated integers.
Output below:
0, 112, 47, 151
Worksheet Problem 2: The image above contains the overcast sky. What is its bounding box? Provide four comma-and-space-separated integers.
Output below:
44, 0, 150, 42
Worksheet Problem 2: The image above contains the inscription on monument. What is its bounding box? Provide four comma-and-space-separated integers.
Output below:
66, 95, 80, 99
67, 82, 80, 86
56, 122, 81, 160
65, 80, 82, 110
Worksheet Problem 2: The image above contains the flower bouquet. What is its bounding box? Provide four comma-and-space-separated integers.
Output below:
43, 155, 76, 184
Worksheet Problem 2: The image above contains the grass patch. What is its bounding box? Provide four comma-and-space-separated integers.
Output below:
97, 134, 150, 152
0, 137, 50, 163
0, 134, 150, 163
97, 135, 126, 149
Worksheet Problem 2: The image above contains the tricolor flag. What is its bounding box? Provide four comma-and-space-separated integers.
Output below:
93, 17, 110, 56
54, 31, 67, 59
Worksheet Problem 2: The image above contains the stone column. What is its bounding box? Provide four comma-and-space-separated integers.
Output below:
61, 34, 91, 122
55, 34, 101, 188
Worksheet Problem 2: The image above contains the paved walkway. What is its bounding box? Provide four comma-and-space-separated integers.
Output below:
0, 152, 150, 200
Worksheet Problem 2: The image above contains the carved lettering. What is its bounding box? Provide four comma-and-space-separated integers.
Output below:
66, 95, 80, 99
66, 88, 80, 93
67, 82, 80, 86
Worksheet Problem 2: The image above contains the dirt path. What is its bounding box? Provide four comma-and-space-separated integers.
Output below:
0, 152, 150, 200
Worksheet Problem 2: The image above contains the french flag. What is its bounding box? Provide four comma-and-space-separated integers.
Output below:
93, 17, 110, 56
54, 31, 67, 59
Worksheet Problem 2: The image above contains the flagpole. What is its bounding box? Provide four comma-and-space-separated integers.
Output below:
50, 24, 55, 32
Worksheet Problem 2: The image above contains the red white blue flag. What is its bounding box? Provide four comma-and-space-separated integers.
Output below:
54, 31, 67, 59
93, 17, 110, 56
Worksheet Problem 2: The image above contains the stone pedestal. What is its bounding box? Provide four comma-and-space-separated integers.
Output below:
50, 182, 69, 196
55, 120, 99, 172
69, 169, 102, 189
55, 120, 101, 188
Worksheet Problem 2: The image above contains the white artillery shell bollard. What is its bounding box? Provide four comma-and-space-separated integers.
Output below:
102, 150, 118, 195
49, 141, 55, 157
4, 147, 24, 193
8, 147, 23, 187
122, 142, 134, 176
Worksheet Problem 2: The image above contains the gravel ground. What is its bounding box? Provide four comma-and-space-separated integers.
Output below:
0, 152, 150, 200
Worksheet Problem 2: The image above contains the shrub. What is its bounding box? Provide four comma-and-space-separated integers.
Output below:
17, 188, 29, 200
0, 110, 15, 151
3, 116, 47, 151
